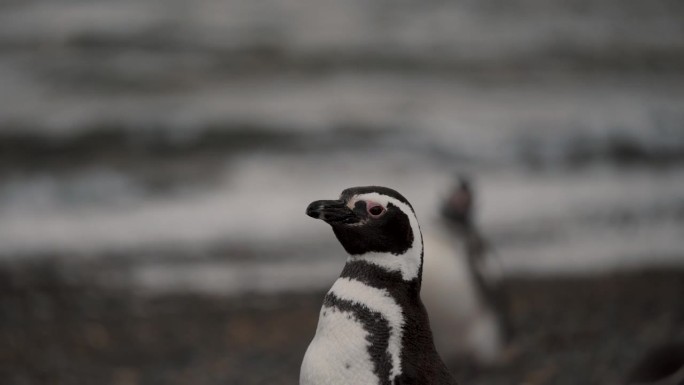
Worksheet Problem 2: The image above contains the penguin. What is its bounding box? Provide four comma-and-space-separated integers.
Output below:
421, 177, 511, 365
301, 186, 458, 385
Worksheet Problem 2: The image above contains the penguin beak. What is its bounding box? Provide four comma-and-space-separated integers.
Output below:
306, 199, 358, 224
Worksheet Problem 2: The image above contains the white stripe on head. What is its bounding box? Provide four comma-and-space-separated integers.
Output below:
329, 277, 405, 380
346, 192, 423, 281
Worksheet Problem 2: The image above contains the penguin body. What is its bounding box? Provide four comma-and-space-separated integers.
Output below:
300, 275, 403, 385
422, 178, 509, 365
302, 186, 457, 385
422, 224, 504, 364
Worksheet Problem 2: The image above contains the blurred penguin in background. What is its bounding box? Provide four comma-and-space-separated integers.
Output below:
422, 176, 512, 366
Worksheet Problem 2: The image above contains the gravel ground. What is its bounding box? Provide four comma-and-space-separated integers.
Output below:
1, 262, 683, 385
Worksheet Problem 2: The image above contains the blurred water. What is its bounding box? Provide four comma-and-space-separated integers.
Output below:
1, 0, 683, 294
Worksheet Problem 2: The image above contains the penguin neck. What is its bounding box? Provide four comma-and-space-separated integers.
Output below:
341, 247, 424, 295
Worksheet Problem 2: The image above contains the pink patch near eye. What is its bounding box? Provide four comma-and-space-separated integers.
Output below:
366, 202, 385, 217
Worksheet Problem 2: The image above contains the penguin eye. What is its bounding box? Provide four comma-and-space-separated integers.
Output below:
367, 204, 385, 217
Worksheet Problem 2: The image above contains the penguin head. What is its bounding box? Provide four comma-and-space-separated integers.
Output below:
306, 186, 422, 257
441, 176, 474, 230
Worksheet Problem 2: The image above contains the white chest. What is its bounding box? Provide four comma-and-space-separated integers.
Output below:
300, 277, 405, 385
300, 304, 378, 385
